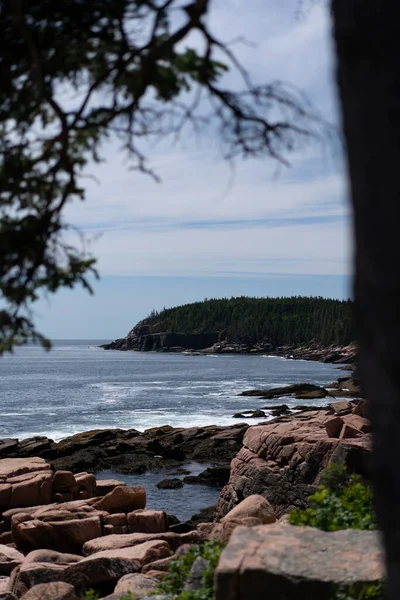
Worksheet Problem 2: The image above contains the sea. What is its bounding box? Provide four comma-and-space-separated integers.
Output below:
0, 340, 345, 520
0, 339, 344, 441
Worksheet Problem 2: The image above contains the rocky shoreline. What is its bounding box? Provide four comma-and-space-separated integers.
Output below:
101, 326, 357, 364
0, 367, 377, 600
0, 395, 375, 600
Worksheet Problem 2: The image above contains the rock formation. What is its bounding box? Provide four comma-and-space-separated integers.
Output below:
216, 401, 371, 519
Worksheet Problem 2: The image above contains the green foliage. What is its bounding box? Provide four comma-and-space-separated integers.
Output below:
0, 1, 318, 355
153, 540, 225, 599
289, 464, 376, 531
82, 591, 135, 600
332, 581, 386, 600
81, 591, 99, 600
290, 465, 384, 600
145, 296, 354, 347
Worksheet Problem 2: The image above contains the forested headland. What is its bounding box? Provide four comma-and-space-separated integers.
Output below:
103, 296, 355, 357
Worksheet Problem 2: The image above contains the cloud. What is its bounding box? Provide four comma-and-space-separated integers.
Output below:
61, 0, 350, 282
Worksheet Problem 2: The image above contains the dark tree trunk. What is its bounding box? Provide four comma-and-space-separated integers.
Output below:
333, 1, 400, 597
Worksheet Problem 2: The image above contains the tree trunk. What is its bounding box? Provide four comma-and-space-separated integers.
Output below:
332, 1, 400, 597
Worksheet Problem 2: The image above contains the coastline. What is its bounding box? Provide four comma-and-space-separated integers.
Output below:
101, 339, 358, 364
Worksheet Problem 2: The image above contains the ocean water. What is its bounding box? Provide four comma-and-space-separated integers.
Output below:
0, 340, 344, 441
95, 464, 222, 522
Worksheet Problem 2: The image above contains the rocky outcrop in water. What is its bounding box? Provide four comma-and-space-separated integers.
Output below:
0, 424, 249, 476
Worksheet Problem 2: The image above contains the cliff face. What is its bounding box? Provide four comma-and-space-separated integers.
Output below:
101, 322, 220, 352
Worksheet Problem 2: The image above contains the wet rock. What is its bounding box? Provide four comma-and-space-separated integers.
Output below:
182, 476, 198, 485
240, 383, 327, 399
0, 425, 249, 475
184, 467, 230, 488
156, 479, 183, 490
0, 440, 19, 458
188, 506, 216, 527
166, 468, 191, 476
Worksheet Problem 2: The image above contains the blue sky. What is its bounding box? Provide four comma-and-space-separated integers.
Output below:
35, 0, 352, 340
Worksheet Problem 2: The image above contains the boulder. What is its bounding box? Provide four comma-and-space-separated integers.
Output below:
12, 515, 102, 554
93, 486, 146, 513
104, 514, 127, 527
74, 473, 96, 498
114, 573, 159, 598
23, 550, 82, 566
184, 557, 210, 593
83, 531, 200, 556
0, 439, 19, 458
0, 459, 50, 480
52, 473, 77, 494
0, 473, 53, 510
66, 541, 169, 587
197, 517, 263, 544
330, 400, 353, 414
0, 546, 24, 575
342, 414, 371, 433
215, 524, 384, 600
0, 577, 9, 594
17, 562, 68, 590
141, 555, 177, 574
104, 525, 128, 535
63, 553, 141, 588
127, 510, 168, 534
324, 416, 344, 438
20, 582, 78, 600
95, 480, 126, 496
340, 424, 363, 440
221, 495, 276, 525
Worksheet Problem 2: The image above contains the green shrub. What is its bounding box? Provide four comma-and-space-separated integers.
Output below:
290, 464, 385, 600
152, 540, 225, 600
332, 581, 386, 600
289, 463, 377, 531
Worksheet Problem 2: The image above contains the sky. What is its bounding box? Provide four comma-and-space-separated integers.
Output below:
35, 0, 352, 340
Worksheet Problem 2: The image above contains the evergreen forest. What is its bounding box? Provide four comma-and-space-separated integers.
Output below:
143, 296, 354, 347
